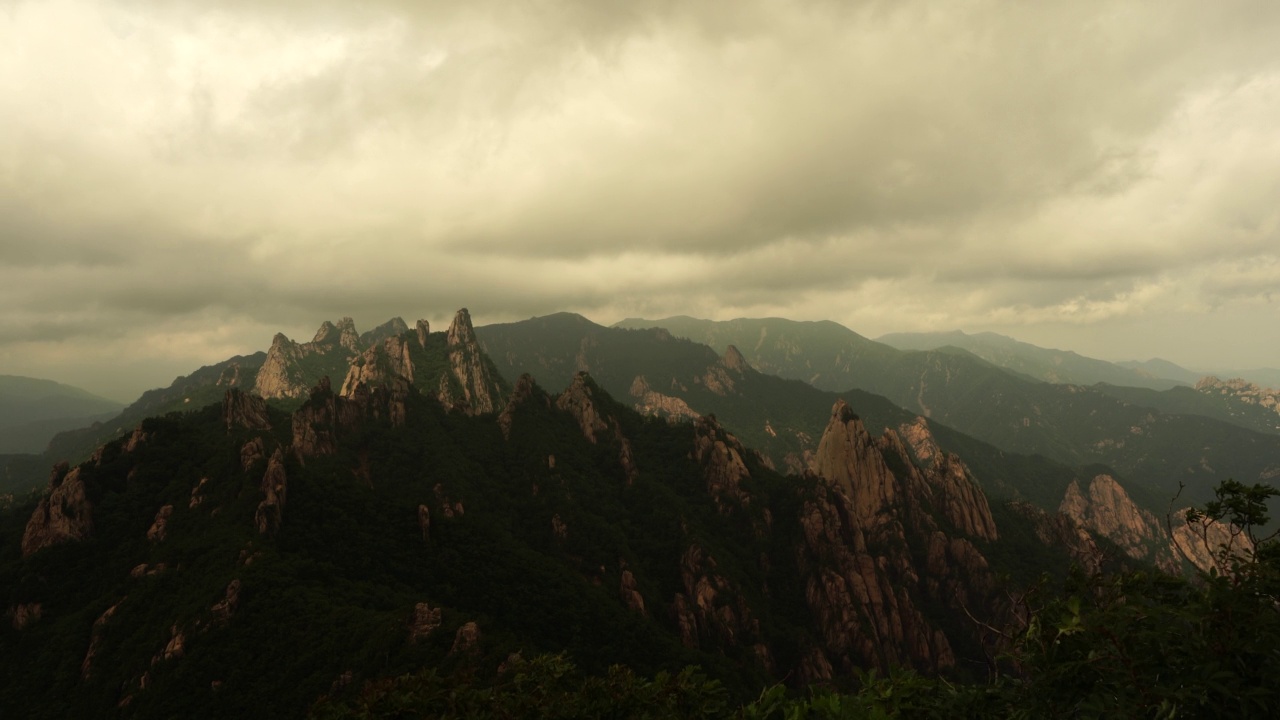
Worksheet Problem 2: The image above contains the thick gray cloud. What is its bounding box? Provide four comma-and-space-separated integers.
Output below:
2, 0, 1279, 400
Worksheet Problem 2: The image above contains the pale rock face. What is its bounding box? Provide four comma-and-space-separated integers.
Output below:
898, 417, 942, 467
1059, 475, 1178, 572
811, 402, 899, 527
1169, 508, 1255, 574
340, 335, 415, 401
629, 375, 700, 421
1196, 376, 1280, 415
797, 399, 1000, 674
901, 419, 998, 542
254, 333, 308, 400
22, 464, 94, 557
415, 319, 430, 348
442, 308, 502, 415
256, 318, 364, 400
334, 317, 360, 352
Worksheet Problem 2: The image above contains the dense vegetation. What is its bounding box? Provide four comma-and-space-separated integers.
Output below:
313, 480, 1280, 719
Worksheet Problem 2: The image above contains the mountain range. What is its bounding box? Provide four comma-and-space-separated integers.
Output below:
0, 376, 123, 455
1, 308, 1272, 717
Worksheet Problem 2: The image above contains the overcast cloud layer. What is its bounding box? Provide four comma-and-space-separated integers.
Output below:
3, 0, 1279, 401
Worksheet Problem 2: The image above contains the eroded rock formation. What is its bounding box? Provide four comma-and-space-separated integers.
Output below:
556, 372, 639, 483
222, 389, 271, 431
254, 448, 288, 535
798, 400, 1000, 674
440, 308, 504, 415
1059, 475, 1178, 572
22, 464, 94, 557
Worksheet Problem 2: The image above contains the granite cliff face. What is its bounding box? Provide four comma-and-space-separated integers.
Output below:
253, 318, 364, 400
554, 372, 638, 483
440, 309, 504, 415
21, 463, 93, 557
798, 400, 999, 675
1059, 474, 1178, 572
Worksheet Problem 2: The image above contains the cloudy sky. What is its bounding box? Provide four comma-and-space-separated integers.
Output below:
3, 0, 1279, 401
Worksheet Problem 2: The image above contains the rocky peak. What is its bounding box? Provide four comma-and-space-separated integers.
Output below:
441, 308, 503, 415
335, 317, 360, 352
446, 307, 477, 348
254, 447, 288, 535
895, 418, 998, 542
722, 345, 749, 373
691, 415, 752, 514
340, 335, 415, 399
811, 400, 899, 522
312, 321, 338, 345
555, 372, 639, 483
498, 374, 544, 440
222, 389, 271, 431
556, 373, 609, 443
360, 317, 409, 348
898, 417, 942, 467
415, 319, 430, 348
1195, 375, 1280, 415
1059, 475, 1177, 571
22, 463, 94, 557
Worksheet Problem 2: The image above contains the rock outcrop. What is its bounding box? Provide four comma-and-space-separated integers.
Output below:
22, 463, 94, 557
691, 416, 752, 514
291, 377, 404, 462
555, 373, 639, 483
210, 579, 241, 623
254, 448, 288, 535
1196, 376, 1280, 415
222, 389, 271, 431
1169, 508, 1255, 574
620, 570, 646, 616
669, 544, 764, 655
146, 505, 173, 542
409, 602, 442, 642
254, 318, 363, 400
629, 375, 700, 422
450, 622, 481, 656
81, 600, 124, 680
1009, 501, 1102, 575
440, 308, 504, 415
798, 400, 1001, 674
1059, 475, 1178, 572
359, 317, 409, 348
340, 335, 414, 401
